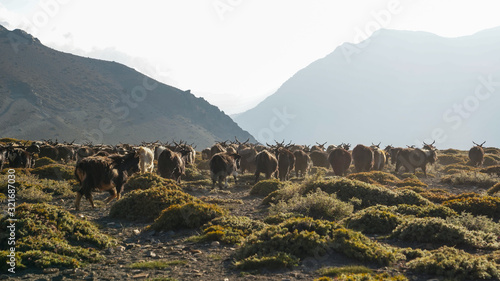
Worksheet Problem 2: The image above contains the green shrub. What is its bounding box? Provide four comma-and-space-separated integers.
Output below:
148, 202, 226, 231
236, 217, 403, 266
395, 177, 427, 187
393, 204, 458, 219
18, 187, 53, 202
443, 195, 500, 220
125, 172, 181, 190
441, 171, 497, 189
438, 154, 467, 165
407, 246, 499, 280
183, 167, 206, 181
196, 215, 266, 244
31, 164, 74, 180
262, 182, 302, 205
317, 265, 373, 277
343, 205, 403, 234
263, 213, 302, 225
0, 203, 116, 270
250, 179, 284, 196
347, 171, 400, 186
439, 149, 464, 155
442, 164, 475, 174
109, 186, 198, 222
446, 212, 500, 236
302, 178, 430, 209
234, 252, 299, 270
484, 155, 500, 166
33, 157, 57, 168
270, 188, 354, 221
390, 217, 498, 249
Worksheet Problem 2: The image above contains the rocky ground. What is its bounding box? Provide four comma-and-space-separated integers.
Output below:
1, 162, 497, 281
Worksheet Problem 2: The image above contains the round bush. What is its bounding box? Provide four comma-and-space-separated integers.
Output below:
109, 186, 197, 222
148, 202, 226, 231
443, 196, 500, 220
345, 206, 403, 234
31, 164, 73, 180
250, 179, 284, 196
33, 157, 57, 168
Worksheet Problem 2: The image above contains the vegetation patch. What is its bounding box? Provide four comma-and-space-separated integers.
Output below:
127, 259, 187, 269
302, 178, 430, 209
33, 157, 57, 168
0, 203, 116, 271
270, 188, 354, 221
446, 212, 500, 237
316, 265, 373, 277
407, 246, 499, 280
31, 164, 74, 181
343, 205, 403, 234
438, 154, 468, 165
194, 215, 266, 244
236, 217, 404, 267
347, 171, 400, 186
390, 217, 498, 249
441, 171, 497, 189
148, 202, 226, 231
393, 204, 458, 219
234, 252, 299, 270
183, 167, 206, 181
125, 172, 181, 191
250, 179, 285, 197
442, 163, 476, 175
395, 177, 427, 187
484, 155, 500, 166
109, 186, 198, 222
316, 273, 408, 281
443, 195, 500, 220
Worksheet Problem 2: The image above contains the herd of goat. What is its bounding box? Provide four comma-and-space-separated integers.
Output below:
0, 138, 489, 210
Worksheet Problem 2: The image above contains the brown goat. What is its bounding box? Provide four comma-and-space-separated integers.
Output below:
469, 141, 486, 167
352, 144, 374, 172
254, 150, 278, 183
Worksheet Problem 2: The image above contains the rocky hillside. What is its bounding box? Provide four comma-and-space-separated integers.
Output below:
0, 25, 254, 148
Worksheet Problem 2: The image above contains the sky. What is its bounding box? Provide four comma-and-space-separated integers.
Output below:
2, 0, 500, 115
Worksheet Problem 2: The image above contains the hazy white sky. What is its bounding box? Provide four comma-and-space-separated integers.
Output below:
2, 0, 500, 114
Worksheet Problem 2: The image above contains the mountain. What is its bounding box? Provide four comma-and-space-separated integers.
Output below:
233, 28, 500, 149
0, 25, 255, 148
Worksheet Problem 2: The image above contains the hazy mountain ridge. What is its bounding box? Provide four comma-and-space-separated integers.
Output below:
0, 25, 255, 148
234, 28, 500, 149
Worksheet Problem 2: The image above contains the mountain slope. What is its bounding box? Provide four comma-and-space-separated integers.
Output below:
234, 28, 500, 149
0, 25, 255, 148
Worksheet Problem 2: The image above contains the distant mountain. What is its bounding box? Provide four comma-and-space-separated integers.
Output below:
234, 27, 500, 149
0, 25, 255, 148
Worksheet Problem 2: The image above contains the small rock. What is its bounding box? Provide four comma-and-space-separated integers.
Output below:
118, 246, 126, 252
191, 249, 202, 255
189, 257, 197, 262
149, 251, 156, 257
133, 229, 140, 235
211, 241, 220, 247
107, 222, 115, 226
78, 214, 85, 219
43, 268, 59, 274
